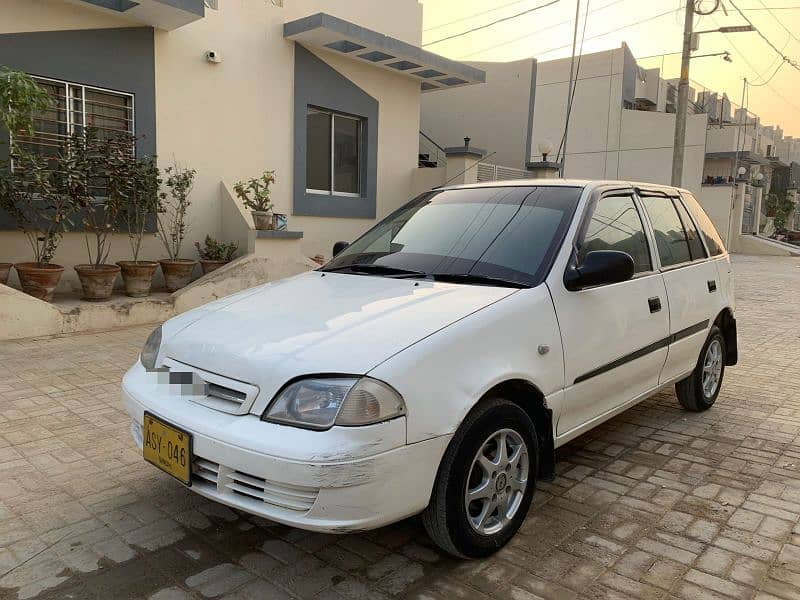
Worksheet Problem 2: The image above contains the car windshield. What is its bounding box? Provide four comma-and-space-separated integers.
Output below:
321, 185, 583, 287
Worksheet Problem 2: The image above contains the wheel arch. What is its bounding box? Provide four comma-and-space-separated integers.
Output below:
467, 378, 555, 481
713, 307, 737, 366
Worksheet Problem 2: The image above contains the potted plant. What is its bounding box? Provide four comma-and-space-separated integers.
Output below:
118, 154, 161, 297
195, 235, 238, 275
234, 170, 275, 230
66, 129, 130, 302
157, 162, 197, 292
0, 152, 76, 301
0, 67, 53, 288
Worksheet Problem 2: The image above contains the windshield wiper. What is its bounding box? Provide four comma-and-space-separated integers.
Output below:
430, 273, 529, 289
322, 264, 428, 278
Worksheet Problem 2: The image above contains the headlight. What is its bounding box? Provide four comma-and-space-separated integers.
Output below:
263, 376, 406, 430
140, 325, 162, 370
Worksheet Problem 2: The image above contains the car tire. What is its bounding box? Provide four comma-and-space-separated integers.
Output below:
422, 397, 538, 559
676, 325, 726, 412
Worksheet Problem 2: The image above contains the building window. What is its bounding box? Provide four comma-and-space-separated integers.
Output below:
306, 107, 361, 197
14, 76, 134, 159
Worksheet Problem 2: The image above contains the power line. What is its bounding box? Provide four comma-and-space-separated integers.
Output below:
423, 0, 561, 47
424, 0, 540, 32
726, 0, 800, 72
747, 60, 786, 86
456, 0, 625, 59
739, 5, 800, 10
461, 5, 678, 60
755, 0, 800, 45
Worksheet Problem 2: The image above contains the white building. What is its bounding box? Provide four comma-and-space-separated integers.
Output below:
421, 44, 708, 195
0, 0, 484, 291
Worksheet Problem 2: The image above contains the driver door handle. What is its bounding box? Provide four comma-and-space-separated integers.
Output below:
648, 297, 662, 313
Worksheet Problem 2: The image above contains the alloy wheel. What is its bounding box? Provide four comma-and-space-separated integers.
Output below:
464, 428, 529, 536
702, 339, 723, 398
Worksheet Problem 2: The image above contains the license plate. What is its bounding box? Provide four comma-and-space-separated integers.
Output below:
143, 412, 192, 486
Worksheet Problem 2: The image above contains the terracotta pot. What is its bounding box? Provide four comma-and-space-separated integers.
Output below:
117, 261, 159, 298
14, 263, 65, 302
74, 264, 121, 302
159, 259, 197, 292
0, 263, 11, 286
199, 259, 229, 275
251, 210, 274, 230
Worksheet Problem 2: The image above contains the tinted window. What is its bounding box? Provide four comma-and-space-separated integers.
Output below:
681, 192, 726, 256
641, 195, 691, 267
579, 195, 651, 274
674, 199, 707, 260
323, 186, 582, 287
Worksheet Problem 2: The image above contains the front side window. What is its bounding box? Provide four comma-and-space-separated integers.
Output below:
578, 195, 652, 274
681, 192, 726, 256
14, 76, 134, 160
322, 186, 582, 287
641, 195, 691, 268
306, 107, 361, 196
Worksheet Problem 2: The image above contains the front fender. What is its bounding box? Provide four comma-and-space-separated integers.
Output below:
368, 285, 565, 445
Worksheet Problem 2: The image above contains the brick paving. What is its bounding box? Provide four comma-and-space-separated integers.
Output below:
0, 253, 799, 600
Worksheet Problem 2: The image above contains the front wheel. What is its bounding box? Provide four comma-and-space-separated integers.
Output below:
422, 398, 538, 558
676, 325, 726, 412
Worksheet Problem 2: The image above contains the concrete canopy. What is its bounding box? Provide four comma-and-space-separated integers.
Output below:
283, 13, 486, 93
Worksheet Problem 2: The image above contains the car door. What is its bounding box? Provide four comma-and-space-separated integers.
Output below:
638, 191, 718, 384
549, 189, 670, 439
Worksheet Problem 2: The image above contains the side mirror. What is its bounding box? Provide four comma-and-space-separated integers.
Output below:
332, 241, 349, 257
564, 250, 635, 291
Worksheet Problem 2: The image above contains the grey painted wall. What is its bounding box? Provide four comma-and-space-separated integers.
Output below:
293, 44, 378, 219
0, 27, 156, 230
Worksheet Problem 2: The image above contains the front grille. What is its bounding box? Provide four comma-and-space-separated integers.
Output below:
191, 454, 319, 513
192, 458, 219, 486
225, 470, 319, 512
201, 383, 248, 413
162, 358, 258, 415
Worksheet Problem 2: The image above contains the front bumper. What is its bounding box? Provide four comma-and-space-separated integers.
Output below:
122, 365, 451, 533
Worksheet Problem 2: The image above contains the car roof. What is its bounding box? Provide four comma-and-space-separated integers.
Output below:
437, 179, 690, 195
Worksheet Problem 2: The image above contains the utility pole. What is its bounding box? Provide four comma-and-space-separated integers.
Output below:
671, 0, 695, 187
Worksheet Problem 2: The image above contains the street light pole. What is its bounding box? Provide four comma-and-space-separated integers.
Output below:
671, 0, 695, 187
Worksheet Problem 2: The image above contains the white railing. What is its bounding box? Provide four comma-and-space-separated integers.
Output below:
476, 163, 530, 182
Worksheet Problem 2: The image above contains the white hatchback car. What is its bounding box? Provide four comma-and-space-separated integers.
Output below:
123, 180, 737, 558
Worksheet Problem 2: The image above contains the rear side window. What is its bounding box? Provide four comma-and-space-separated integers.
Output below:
641, 195, 691, 267
674, 200, 707, 260
578, 194, 652, 274
681, 192, 726, 256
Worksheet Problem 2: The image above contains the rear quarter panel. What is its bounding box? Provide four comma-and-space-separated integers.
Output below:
367, 285, 565, 444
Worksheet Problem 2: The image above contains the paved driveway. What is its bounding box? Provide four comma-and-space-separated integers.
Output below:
0, 254, 799, 600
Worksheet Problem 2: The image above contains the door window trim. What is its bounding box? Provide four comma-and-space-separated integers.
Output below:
565, 187, 659, 288
636, 188, 710, 273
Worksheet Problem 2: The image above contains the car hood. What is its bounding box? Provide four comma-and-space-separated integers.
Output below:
163, 271, 515, 398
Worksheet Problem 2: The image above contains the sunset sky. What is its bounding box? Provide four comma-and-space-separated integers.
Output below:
421, 0, 800, 137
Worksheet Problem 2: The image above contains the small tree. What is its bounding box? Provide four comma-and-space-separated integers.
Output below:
122, 155, 161, 263
0, 152, 76, 266
765, 191, 795, 231
62, 129, 133, 267
157, 162, 196, 260
0, 66, 52, 144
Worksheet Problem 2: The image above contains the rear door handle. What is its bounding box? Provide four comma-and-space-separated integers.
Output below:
707, 280, 717, 292
648, 297, 662, 313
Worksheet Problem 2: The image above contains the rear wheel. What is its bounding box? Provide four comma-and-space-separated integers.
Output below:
422, 398, 538, 558
676, 326, 726, 412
